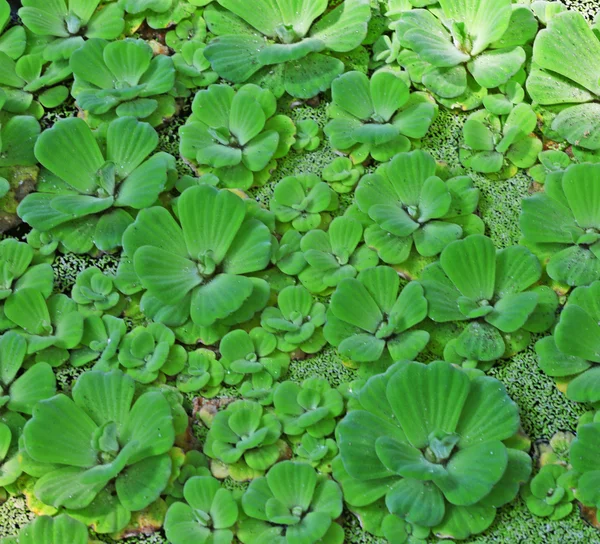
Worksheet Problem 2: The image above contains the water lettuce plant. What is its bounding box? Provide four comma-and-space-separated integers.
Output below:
335, 360, 532, 540
19, 0, 125, 49
521, 465, 576, 520
220, 328, 290, 404
273, 377, 344, 439
292, 119, 321, 153
298, 216, 379, 294
420, 235, 558, 364
324, 266, 429, 364
261, 285, 327, 353
238, 460, 344, 544
0, 514, 90, 544
71, 267, 121, 316
325, 70, 437, 162
527, 11, 600, 150
22, 369, 178, 533
164, 474, 238, 544
322, 157, 364, 194
270, 173, 339, 232
460, 103, 542, 176
17, 116, 176, 253
69, 315, 126, 368
569, 418, 600, 513
203, 0, 371, 98
176, 348, 224, 396
394, 1, 536, 103
204, 399, 282, 472
116, 322, 187, 384
0, 238, 53, 330
271, 230, 307, 277
180, 84, 295, 190
70, 38, 176, 126
520, 163, 600, 287
536, 281, 600, 404
355, 150, 482, 264
122, 184, 272, 333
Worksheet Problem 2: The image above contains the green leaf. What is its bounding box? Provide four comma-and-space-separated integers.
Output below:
309, 0, 370, 52
330, 278, 382, 333
34, 117, 104, 194
553, 104, 600, 151
571, 423, 600, 473
547, 246, 600, 287
386, 478, 445, 527
486, 292, 538, 333
566, 367, 600, 403
106, 116, 158, 179
440, 235, 496, 301
404, 29, 469, 67
533, 11, 600, 97
17, 514, 89, 544
5, 288, 51, 335
370, 71, 409, 123
331, 71, 373, 121
8, 363, 56, 415
388, 362, 470, 449
178, 185, 246, 264
284, 53, 344, 99
467, 47, 526, 89
555, 305, 600, 363
375, 436, 446, 479
116, 454, 172, 511
433, 503, 495, 540
24, 394, 98, 467
456, 375, 519, 447
455, 321, 505, 362
191, 274, 254, 327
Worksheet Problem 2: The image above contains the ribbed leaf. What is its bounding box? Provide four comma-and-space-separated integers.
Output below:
8, 363, 56, 415
106, 117, 158, 179
386, 478, 445, 526
24, 395, 98, 467
34, 117, 104, 194
440, 235, 496, 301
103, 39, 152, 86
555, 305, 600, 363
388, 362, 470, 449
330, 278, 382, 333
309, 0, 370, 52
331, 71, 373, 121
384, 150, 437, 207
178, 185, 246, 264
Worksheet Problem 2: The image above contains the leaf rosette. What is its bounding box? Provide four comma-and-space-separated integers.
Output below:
334, 360, 532, 541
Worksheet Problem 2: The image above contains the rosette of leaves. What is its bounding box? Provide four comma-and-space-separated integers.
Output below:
355, 150, 482, 265
69, 315, 126, 368
298, 216, 378, 294
460, 103, 542, 176
324, 71, 437, 163
0, 331, 56, 417
271, 230, 307, 277
71, 267, 122, 316
294, 434, 338, 470
526, 11, 600, 150
520, 163, 600, 287
121, 184, 272, 334
273, 377, 344, 439
19, 0, 124, 55
119, 0, 205, 30
0, 116, 41, 167
0, 238, 53, 331
393, 1, 536, 104
420, 235, 558, 364
292, 119, 321, 153
270, 174, 338, 232
521, 465, 576, 520
172, 41, 218, 96
238, 461, 343, 544
322, 157, 364, 194
220, 328, 290, 405
0, 514, 91, 544
176, 348, 224, 397
166, 11, 207, 52
536, 281, 600, 404
569, 419, 600, 513
371, 31, 401, 69
324, 266, 430, 364
5, 292, 84, 360
203, 399, 282, 472
335, 360, 532, 541
21, 369, 178, 533
203, 0, 371, 99
261, 285, 327, 354
528, 149, 571, 185
179, 84, 295, 190
164, 474, 238, 544
18, 116, 177, 254
117, 323, 187, 384
165, 449, 211, 500
70, 38, 176, 126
